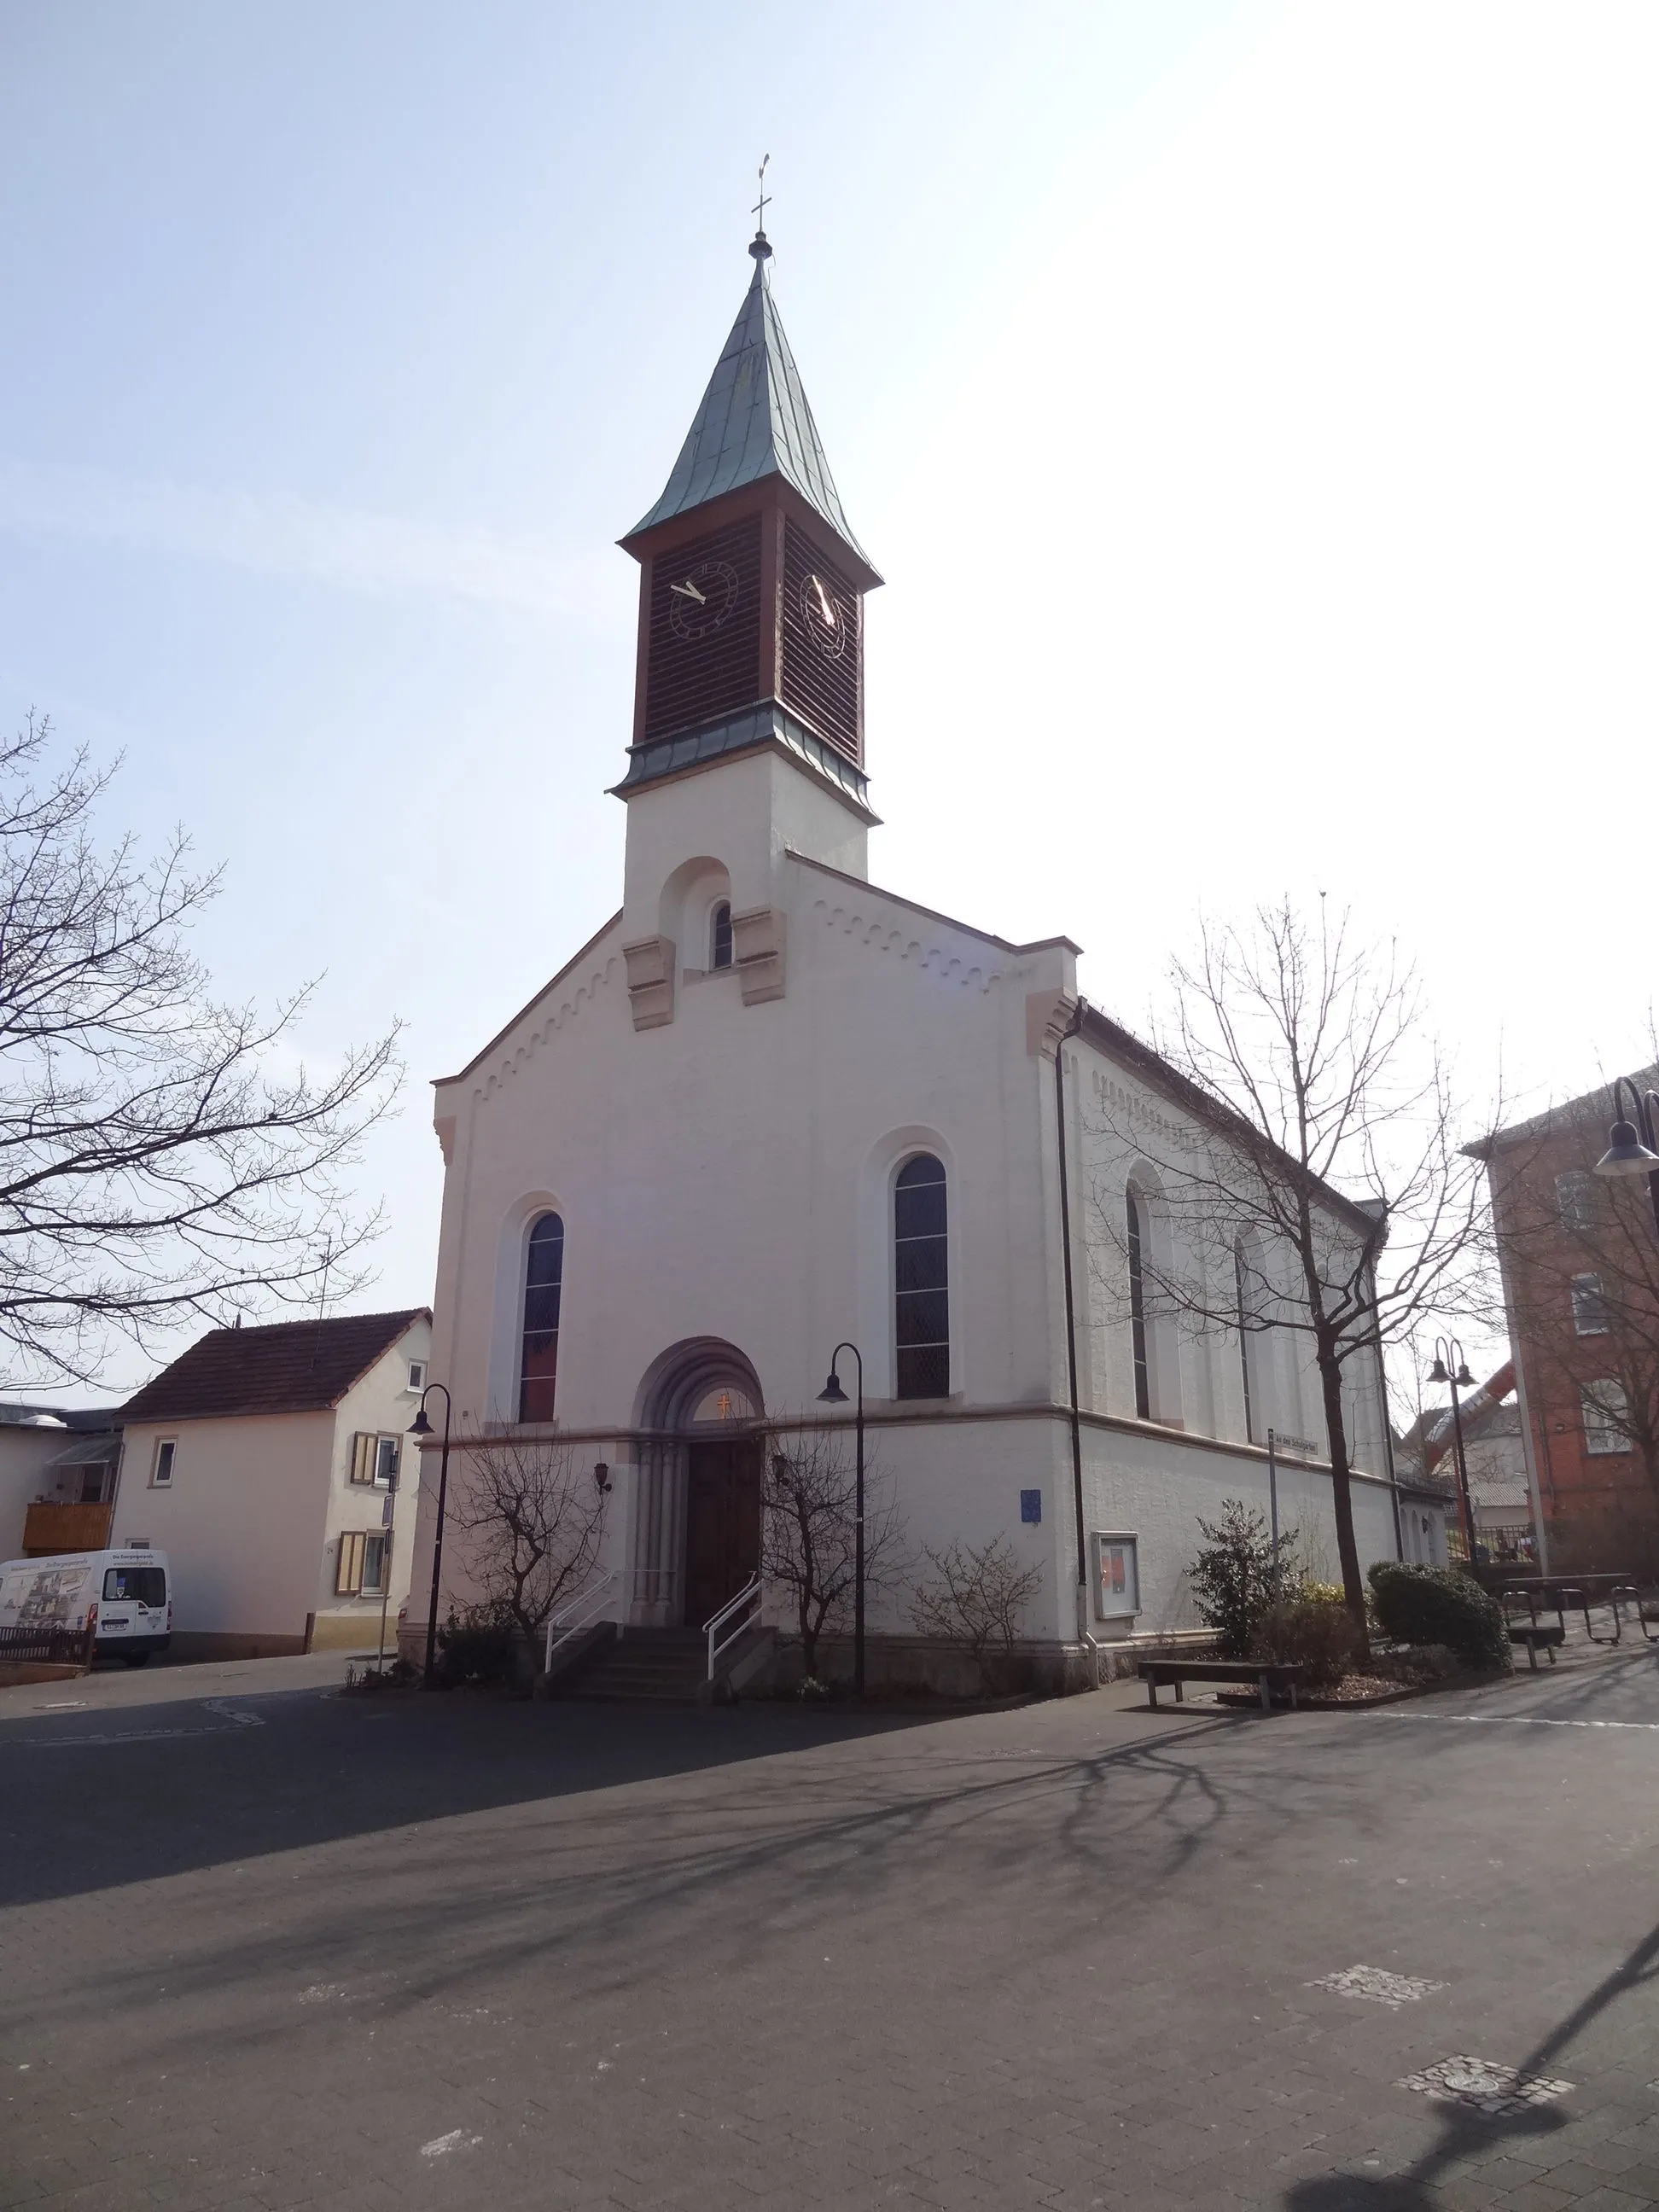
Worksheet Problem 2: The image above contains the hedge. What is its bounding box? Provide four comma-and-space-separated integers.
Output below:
1368, 1562, 1510, 1670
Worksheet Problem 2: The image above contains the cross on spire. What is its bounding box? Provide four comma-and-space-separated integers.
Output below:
752, 154, 774, 263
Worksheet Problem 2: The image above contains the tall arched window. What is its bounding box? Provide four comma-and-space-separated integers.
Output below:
710, 900, 733, 970
519, 1212, 565, 1423
1126, 1185, 1151, 1420
894, 1154, 949, 1399
1233, 1237, 1256, 1444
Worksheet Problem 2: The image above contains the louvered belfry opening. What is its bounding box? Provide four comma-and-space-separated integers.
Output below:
618, 238, 882, 801
779, 521, 861, 765
642, 515, 764, 742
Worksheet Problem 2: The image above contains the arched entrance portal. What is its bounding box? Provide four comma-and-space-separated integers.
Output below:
630, 1339, 764, 1628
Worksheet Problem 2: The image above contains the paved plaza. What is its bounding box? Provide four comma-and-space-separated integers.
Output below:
3, 1644, 1659, 2212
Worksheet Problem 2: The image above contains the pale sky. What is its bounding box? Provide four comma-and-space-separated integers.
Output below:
2, 2, 1651, 1397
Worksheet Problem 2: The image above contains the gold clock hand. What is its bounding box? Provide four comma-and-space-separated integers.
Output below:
669, 578, 707, 603
812, 575, 835, 626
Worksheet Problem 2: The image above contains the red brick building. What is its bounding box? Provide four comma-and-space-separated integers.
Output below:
1473, 1071, 1659, 1577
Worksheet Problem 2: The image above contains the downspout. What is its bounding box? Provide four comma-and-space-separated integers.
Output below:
1052, 996, 1092, 1671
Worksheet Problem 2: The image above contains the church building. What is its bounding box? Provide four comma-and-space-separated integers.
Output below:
405, 224, 1403, 1691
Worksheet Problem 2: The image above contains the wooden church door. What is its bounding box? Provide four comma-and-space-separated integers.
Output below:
684, 1437, 761, 1628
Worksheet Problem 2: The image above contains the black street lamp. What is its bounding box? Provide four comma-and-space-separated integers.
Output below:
408, 1382, 452, 1688
1428, 1336, 1478, 1563
1593, 1074, 1659, 1240
817, 1342, 865, 1697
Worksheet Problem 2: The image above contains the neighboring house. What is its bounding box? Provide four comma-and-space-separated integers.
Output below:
405, 231, 1408, 1689
0, 1402, 123, 1560
118, 1309, 432, 1657
1471, 1073, 1659, 1577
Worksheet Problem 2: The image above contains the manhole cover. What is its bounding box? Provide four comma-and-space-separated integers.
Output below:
1397, 2057, 1573, 2115
1311, 1965, 1445, 2007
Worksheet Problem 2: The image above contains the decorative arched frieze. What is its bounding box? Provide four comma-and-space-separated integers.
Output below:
811, 898, 1002, 993
471, 953, 620, 1105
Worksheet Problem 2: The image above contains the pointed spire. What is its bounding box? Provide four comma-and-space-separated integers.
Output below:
626, 242, 868, 562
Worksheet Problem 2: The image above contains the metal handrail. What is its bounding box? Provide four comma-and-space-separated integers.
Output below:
543, 1569, 618, 1674
704, 1573, 762, 1681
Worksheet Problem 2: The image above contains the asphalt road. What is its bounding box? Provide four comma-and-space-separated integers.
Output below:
3, 1644, 1659, 2211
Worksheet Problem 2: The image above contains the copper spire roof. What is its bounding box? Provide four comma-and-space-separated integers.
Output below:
626, 236, 869, 562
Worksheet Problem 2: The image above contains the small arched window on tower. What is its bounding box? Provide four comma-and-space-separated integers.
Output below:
518, 1212, 565, 1423
894, 1154, 949, 1399
1126, 1184, 1151, 1421
710, 900, 734, 971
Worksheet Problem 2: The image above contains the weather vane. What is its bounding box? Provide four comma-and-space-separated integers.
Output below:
753, 153, 771, 236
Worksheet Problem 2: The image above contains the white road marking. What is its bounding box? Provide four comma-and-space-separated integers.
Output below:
1311, 1965, 1446, 2007
3, 1701, 267, 1749
420, 2129, 481, 2158
1373, 1711, 1659, 1732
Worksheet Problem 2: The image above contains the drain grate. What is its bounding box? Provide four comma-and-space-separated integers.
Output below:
1311, 1965, 1446, 2008
1397, 2056, 1574, 2115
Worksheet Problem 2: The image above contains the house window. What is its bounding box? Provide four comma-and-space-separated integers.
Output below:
349, 1432, 402, 1486
407, 1359, 426, 1393
360, 1533, 387, 1594
1556, 1171, 1596, 1234
1570, 1275, 1610, 1336
894, 1154, 949, 1399
78, 1470, 105, 1505
150, 1438, 177, 1488
1581, 1380, 1629, 1457
520, 1211, 565, 1423
710, 900, 734, 971
1126, 1185, 1150, 1421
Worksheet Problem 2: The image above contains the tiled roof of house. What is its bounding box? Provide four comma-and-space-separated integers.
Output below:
120, 1309, 429, 1423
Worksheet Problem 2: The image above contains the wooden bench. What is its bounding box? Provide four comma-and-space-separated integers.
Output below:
1510, 1624, 1565, 1670
1138, 1659, 1306, 1713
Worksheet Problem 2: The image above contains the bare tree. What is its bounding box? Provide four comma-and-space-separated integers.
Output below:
1086, 900, 1492, 1642
908, 1533, 1044, 1695
0, 714, 403, 1384
760, 1426, 906, 1681
450, 1437, 609, 1668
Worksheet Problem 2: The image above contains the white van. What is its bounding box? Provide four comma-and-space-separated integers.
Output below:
0, 1548, 172, 1666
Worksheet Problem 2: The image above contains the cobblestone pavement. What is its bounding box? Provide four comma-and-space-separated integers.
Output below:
3, 1644, 1659, 2211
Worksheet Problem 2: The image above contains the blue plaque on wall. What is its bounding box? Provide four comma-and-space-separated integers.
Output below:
1020, 1488, 1042, 1525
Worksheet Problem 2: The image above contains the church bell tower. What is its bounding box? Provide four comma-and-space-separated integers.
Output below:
614, 225, 882, 824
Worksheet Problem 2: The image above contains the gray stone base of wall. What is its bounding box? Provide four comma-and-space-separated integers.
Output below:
168, 1631, 309, 1662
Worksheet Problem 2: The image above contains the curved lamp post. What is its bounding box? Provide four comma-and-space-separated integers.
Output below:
1593, 1074, 1659, 1240
408, 1382, 452, 1688
1428, 1337, 1477, 1563
817, 1342, 865, 1697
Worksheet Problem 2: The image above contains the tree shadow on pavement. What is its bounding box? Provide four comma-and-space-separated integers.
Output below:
1284, 1913, 1659, 2210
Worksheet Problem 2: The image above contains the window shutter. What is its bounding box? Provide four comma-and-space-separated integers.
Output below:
335, 1531, 366, 1595
349, 1432, 375, 1484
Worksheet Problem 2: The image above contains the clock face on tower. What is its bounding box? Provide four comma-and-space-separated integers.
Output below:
798, 569, 848, 660
667, 557, 740, 640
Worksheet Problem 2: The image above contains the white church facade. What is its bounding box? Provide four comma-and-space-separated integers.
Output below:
405, 227, 1404, 1689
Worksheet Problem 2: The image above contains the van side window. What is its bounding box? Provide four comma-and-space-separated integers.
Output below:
103, 1567, 166, 1607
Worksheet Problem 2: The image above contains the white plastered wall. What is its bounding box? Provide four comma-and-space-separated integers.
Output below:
114, 1412, 335, 1640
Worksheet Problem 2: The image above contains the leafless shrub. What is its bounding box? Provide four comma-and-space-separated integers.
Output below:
450, 1437, 608, 1670
909, 1534, 1044, 1696
760, 1425, 906, 1680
